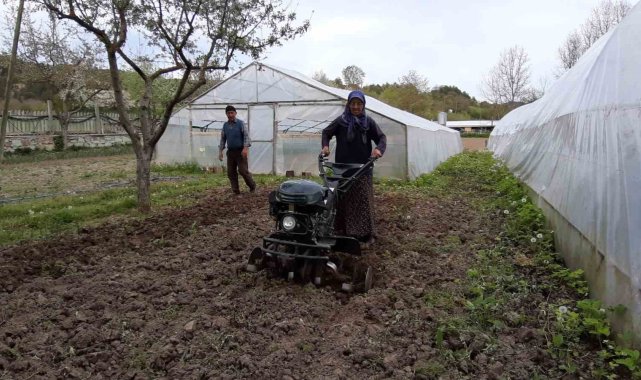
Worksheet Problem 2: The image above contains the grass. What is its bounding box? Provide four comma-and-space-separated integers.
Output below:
1, 143, 134, 164
152, 162, 204, 175
0, 160, 282, 246
412, 151, 641, 379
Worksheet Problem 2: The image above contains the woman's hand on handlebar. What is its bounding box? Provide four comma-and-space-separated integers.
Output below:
371, 148, 382, 158
321, 146, 330, 157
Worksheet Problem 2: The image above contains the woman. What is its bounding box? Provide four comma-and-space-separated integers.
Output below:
321, 90, 387, 248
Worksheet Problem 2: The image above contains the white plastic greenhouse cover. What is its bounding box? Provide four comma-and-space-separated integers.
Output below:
489, 2, 641, 296
159, 62, 462, 179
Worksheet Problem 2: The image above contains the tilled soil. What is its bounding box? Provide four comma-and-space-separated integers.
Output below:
0, 184, 569, 379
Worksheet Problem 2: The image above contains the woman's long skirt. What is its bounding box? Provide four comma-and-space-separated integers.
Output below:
334, 174, 375, 241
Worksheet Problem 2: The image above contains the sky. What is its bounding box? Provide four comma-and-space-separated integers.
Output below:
249, 0, 638, 100
2, 0, 636, 101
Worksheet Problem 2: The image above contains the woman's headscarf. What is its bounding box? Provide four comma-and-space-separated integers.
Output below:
341, 90, 369, 143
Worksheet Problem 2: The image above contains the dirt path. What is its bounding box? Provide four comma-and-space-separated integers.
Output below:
0, 173, 568, 379
462, 137, 488, 151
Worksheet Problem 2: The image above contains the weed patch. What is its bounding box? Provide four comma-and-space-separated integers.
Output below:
2, 144, 133, 164
415, 152, 640, 379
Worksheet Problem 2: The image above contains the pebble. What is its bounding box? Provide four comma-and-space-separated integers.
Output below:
184, 320, 196, 332
36, 293, 47, 304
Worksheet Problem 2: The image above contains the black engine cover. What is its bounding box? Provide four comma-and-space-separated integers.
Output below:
276, 180, 326, 205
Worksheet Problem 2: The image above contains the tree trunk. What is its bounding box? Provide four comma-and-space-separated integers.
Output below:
134, 143, 154, 213
0, 0, 25, 161
61, 119, 69, 149
60, 102, 69, 150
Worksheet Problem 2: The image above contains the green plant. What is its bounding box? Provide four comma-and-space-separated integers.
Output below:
297, 341, 314, 353
505, 203, 546, 243
576, 300, 611, 339
415, 359, 446, 378
53, 134, 64, 151
559, 359, 578, 375
552, 268, 589, 296
41, 260, 67, 278
12, 147, 33, 155
465, 294, 501, 328
413, 172, 449, 194
424, 290, 460, 309
460, 132, 490, 138
152, 236, 168, 248
127, 349, 149, 370
612, 348, 641, 373
160, 305, 182, 320
187, 221, 198, 235
435, 326, 445, 348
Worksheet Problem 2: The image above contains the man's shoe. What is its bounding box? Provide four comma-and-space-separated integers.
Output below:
233, 190, 240, 195
249, 186, 256, 193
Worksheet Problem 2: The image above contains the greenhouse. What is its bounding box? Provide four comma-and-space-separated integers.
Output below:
155, 62, 462, 179
489, 2, 641, 343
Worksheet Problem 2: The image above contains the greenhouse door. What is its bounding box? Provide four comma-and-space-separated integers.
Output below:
248, 105, 275, 174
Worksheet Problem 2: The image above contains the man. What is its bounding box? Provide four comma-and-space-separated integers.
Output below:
218, 105, 256, 194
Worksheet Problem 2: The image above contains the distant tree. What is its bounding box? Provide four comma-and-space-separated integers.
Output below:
328, 77, 344, 89
108, 61, 226, 109
378, 84, 433, 119
475, 101, 512, 121
558, 0, 630, 71
430, 85, 472, 100
581, 0, 630, 45
399, 70, 429, 93
341, 65, 365, 89
38, 0, 309, 213
363, 83, 390, 97
481, 45, 531, 104
558, 30, 584, 71
312, 70, 331, 85
429, 85, 475, 114
522, 76, 550, 103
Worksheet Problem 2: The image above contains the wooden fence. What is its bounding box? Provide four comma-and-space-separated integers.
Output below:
1, 109, 133, 135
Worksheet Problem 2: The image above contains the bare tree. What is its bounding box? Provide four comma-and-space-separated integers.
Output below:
313, 70, 346, 88
14, 10, 108, 149
522, 76, 550, 103
38, 0, 309, 213
558, 0, 630, 71
582, 0, 630, 44
312, 69, 330, 85
341, 65, 365, 90
399, 70, 429, 93
481, 45, 531, 104
558, 30, 584, 71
